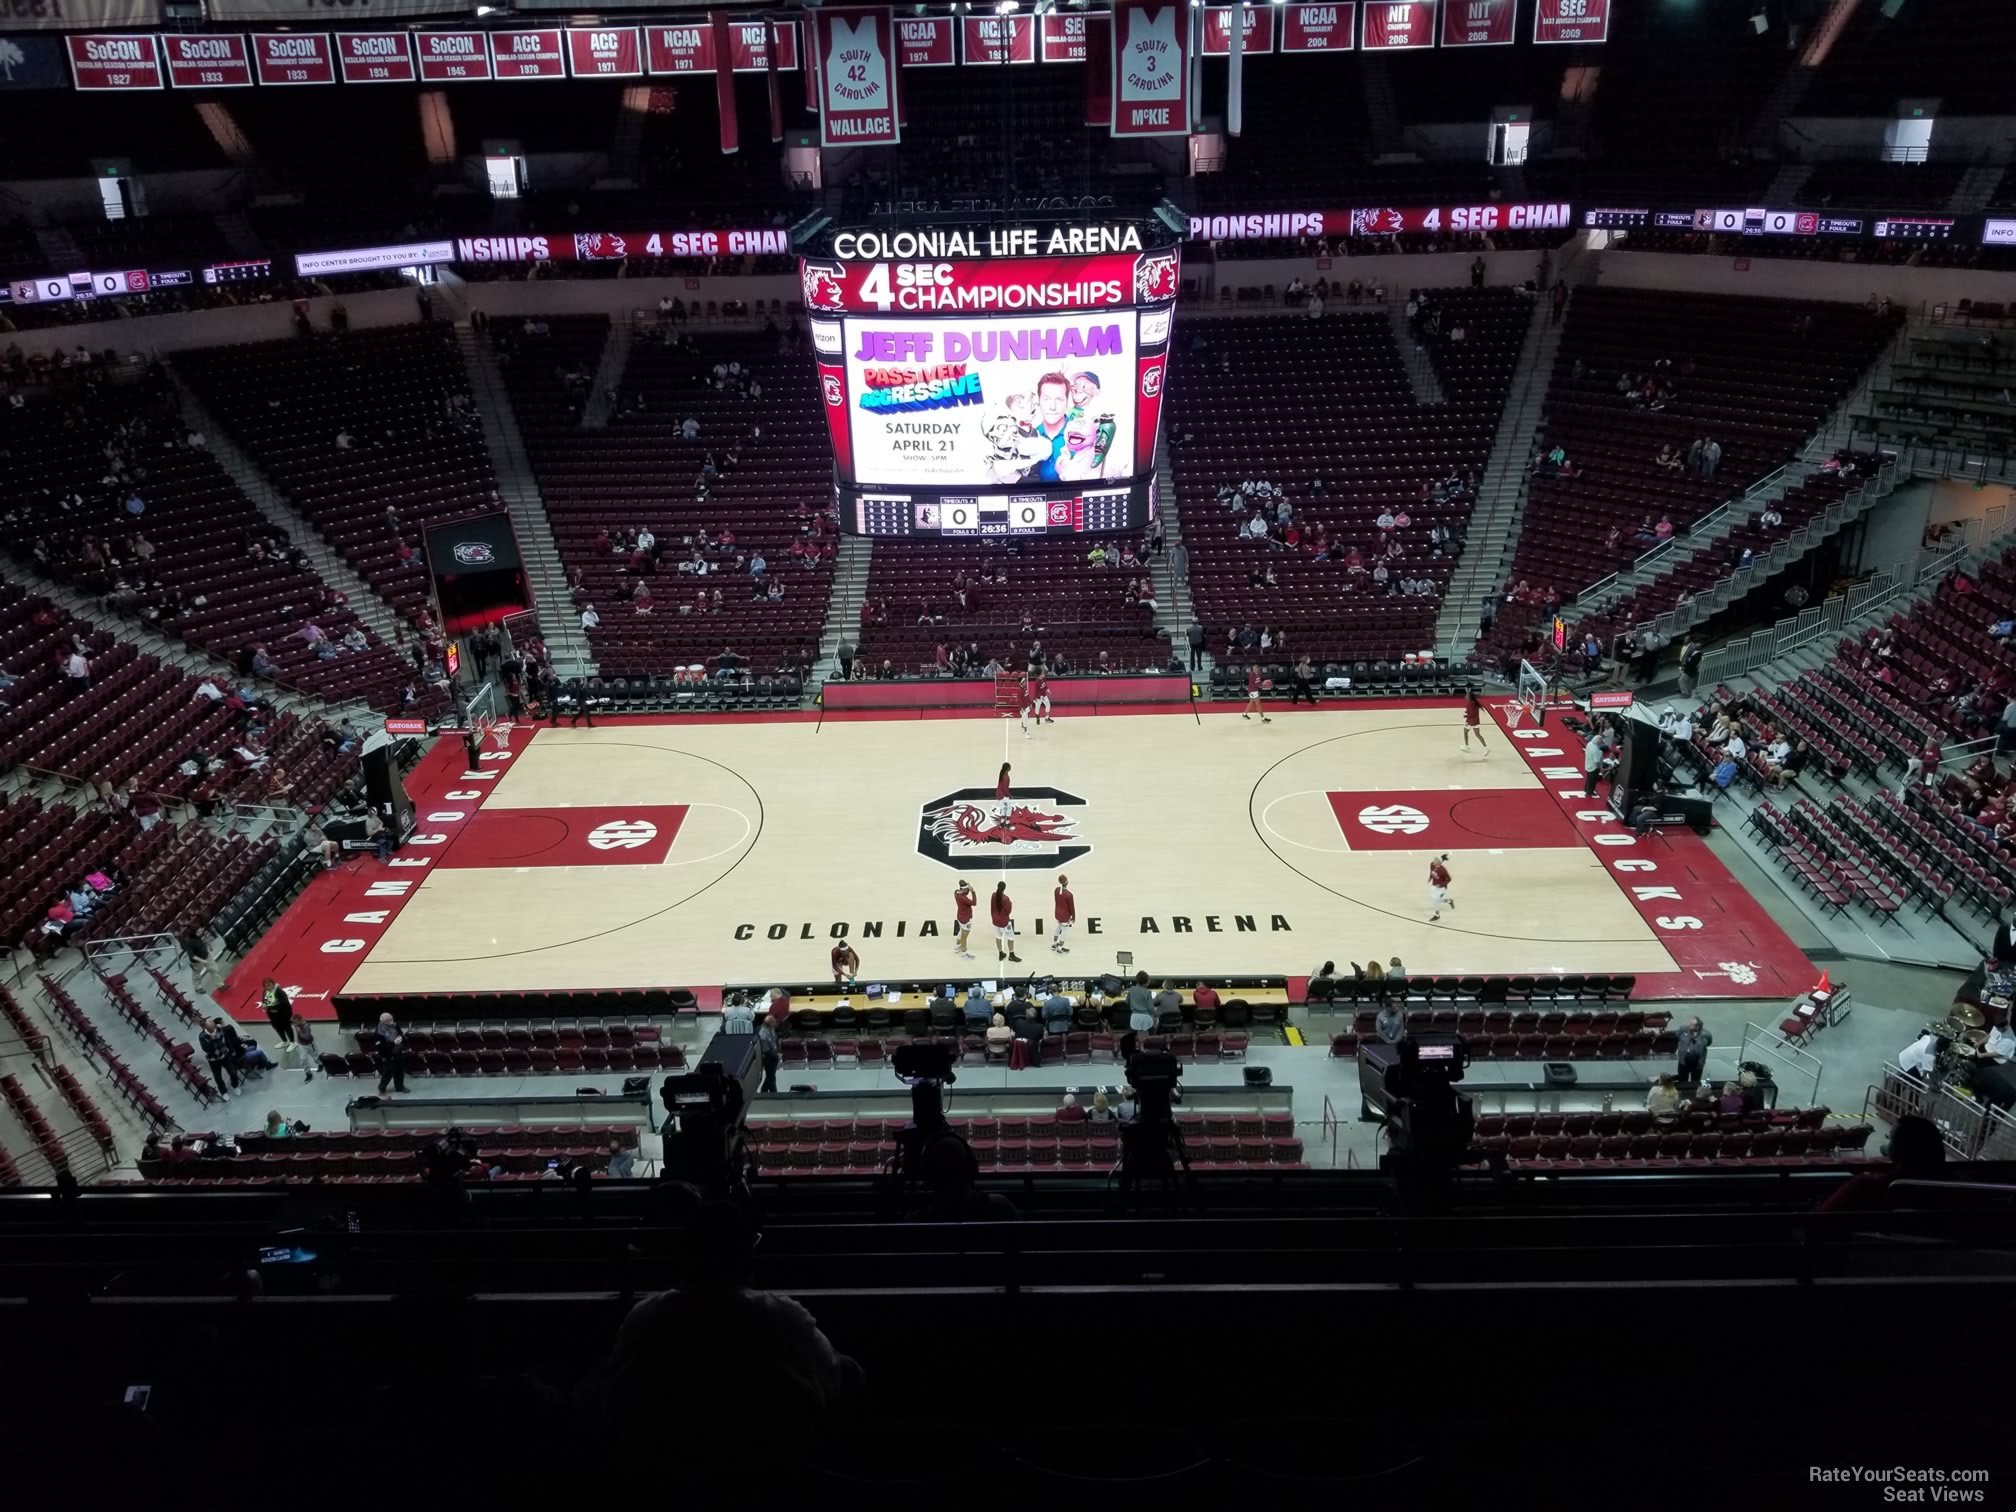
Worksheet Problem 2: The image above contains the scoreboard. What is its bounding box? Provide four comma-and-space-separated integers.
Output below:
806, 227, 1179, 539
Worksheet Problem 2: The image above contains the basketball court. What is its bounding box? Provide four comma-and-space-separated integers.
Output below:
224, 697, 1813, 1021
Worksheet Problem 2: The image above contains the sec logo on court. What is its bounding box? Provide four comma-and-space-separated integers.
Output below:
587, 819, 659, 850
1355, 803, 1430, 837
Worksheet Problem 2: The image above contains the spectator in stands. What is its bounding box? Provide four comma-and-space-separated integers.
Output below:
1057, 1093, 1086, 1124
264, 1110, 295, 1140
1675, 1018, 1711, 1090
1817, 1114, 1943, 1213
1645, 1073, 1682, 1119
1374, 997, 1407, 1046
292, 1018, 318, 1083
374, 1012, 408, 1094
199, 1019, 242, 1097
985, 1012, 1015, 1057
1714, 1081, 1747, 1115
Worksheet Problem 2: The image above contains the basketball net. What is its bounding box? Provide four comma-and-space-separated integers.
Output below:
476, 714, 510, 751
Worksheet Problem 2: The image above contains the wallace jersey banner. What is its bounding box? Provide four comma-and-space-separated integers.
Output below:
1110, 0, 1188, 138
815, 6, 899, 147
841, 312, 1140, 491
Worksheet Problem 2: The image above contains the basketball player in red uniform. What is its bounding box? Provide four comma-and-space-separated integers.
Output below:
990, 881, 1020, 964
830, 938, 860, 985
1051, 873, 1075, 953
1243, 664, 1271, 723
952, 880, 977, 959
1427, 854, 1454, 922
993, 762, 1014, 824
1021, 670, 1053, 735
1462, 687, 1490, 754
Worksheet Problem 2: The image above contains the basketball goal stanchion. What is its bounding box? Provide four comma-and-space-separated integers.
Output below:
993, 671, 1024, 718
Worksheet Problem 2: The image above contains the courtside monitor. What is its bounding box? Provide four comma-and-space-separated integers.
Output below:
801, 221, 1178, 538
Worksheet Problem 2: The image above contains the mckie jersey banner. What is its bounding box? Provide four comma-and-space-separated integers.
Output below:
816, 5, 900, 147
1111, 0, 1189, 138
842, 313, 1139, 489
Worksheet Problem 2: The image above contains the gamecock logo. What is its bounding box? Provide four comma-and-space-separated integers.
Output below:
452, 541, 495, 565
821, 373, 844, 407
801, 262, 846, 311
916, 786, 1091, 871
1134, 251, 1179, 303
1356, 803, 1429, 836
587, 819, 659, 850
1141, 365, 1163, 398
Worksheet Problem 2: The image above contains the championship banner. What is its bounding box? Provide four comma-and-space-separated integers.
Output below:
414, 30, 492, 81
252, 32, 335, 84
67, 33, 163, 90
961, 14, 1036, 65
1361, 0, 1436, 49
897, 15, 956, 66
1040, 11, 1093, 63
1441, 0, 1514, 47
1201, 6, 1275, 55
711, 10, 739, 154
1110, 0, 1188, 138
728, 17, 797, 71
490, 29, 568, 81
645, 21, 713, 73
1534, 0, 1610, 44
442, 227, 792, 266
566, 28, 642, 77
163, 34, 252, 89
1280, 3, 1355, 51
1186, 201, 1574, 239
815, 6, 899, 147
1082, 12, 1110, 123
0, 0, 156, 27
336, 32, 415, 83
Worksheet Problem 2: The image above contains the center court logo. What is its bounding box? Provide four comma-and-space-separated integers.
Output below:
917, 786, 1091, 871
452, 541, 496, 565
588, 819, 659, 850
1356, 803, 1429, 836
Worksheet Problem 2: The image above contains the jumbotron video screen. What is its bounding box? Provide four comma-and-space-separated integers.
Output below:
801, 224, 1179, 537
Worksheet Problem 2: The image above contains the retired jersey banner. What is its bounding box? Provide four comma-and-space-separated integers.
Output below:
490, 29, 567, 80
1361, 0, 1436, 49
336, 31, 415, 83
252, 32, 335, 84
1280, 3, 1355, 50
67, 33, 163, 89
897, 15, 956, 66
1040, 11, 1094, 63
1441, 0, 1514, 46
1201, 6, 1275, 55
961, 13, 1036, 65
1534, 0, 1610, 43
162, 33, 252, 88
1111, 0, 1188, 138
816, 6, 900, 147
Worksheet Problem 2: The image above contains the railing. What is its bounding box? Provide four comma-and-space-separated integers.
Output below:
10, 1122, 115, 1187
81, 933, 183, 970
1700, 1022, 1824, 1110
1319, 1094, 1341, 1170
1695, 488, 2016, 687
1862, 1063, 2016, 1161
1572, 463, 1794, 608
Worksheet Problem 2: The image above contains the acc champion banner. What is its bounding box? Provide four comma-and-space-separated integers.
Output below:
814, 5, 899, 147
1110, 0, 1188, 138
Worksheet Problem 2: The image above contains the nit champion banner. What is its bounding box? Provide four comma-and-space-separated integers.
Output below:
841, 312, 1139, 490
815, 5, 900, 147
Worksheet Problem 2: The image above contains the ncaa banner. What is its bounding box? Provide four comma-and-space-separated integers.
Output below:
961, 14, 1036, 65
1280, 3, 1355, 51
1361, 0, 1436, 49
1200, 6, 1275, 55
1441, 0, 1514, 47
897, 15, 956, 66
1533, 0, 1609, 43
1111, 0, 1188, 138
816, 6, 899, 147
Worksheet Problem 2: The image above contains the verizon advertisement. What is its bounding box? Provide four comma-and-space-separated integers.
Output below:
1534, 0, 1611, 44
1362, 0, 1437, 49
1186, 201, 1575, 239
67, 33, 164, 89
961, 14, 1036, 64
1442, 0, 1515, 47
802, 252, 1165, 316
337, 32, 416, 83
1200, 6, 1275, 55
897, 16, 957, 66
842, 312, 1140, 490
1111, 0, 1189, 138
252, 32, 336, 85
1280, 4, 1356, 51
163, 34, 252, 88
816, 6, 901, 147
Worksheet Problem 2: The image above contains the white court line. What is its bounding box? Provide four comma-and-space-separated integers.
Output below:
658, 801, 756, 868
1258, 789, 1360, 855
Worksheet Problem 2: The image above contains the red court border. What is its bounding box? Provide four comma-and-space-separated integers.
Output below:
223, 698, 1809, 1021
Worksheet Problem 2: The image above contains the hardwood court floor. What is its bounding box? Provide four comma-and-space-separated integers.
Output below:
227, 699, 1807, 1012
